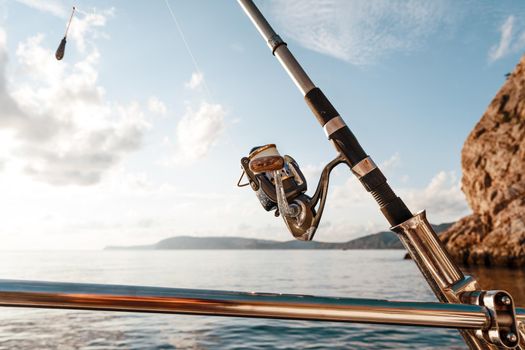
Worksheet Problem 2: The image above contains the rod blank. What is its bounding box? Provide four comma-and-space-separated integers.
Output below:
237, 0, 315, 95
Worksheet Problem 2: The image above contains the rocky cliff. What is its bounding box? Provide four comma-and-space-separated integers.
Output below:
440, 55, 525, 267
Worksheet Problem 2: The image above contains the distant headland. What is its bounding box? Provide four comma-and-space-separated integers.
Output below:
105, 223, 453, 250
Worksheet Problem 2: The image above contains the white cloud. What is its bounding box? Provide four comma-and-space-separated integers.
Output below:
68, 8, 114, 53
488, 15, 525, 62
381, 153, 401, 171
185, 71, 204, 90
14, 0, 67, 18
0, 4, 240, 249
320, 166, 469, 241
0, 11, 148, 186
171, 101, 225, 164
148, 96, 167, 116
13, 2, 113, 54
400, 171, 469, 223
489, 16, 514, 62
267, 0, 452, 65
300, 162, 326, 184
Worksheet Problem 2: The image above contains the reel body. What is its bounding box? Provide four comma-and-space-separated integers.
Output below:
238, 144, 343, 241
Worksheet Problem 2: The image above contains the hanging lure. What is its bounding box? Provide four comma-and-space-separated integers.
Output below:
55, 6, 76, 61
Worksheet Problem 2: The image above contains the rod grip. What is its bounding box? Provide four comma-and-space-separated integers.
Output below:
305, 88, 367, 166
305, 87, 412, 225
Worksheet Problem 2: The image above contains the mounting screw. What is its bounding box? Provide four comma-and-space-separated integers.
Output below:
506, 332, 517, 343
500, 295, 512, 306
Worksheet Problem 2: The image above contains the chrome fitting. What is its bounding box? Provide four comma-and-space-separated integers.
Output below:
268, 34, 286, 54
323, 116, 346, 138
351, 156, 377, 178
391, 211, 464, 298
461, 290, 520, 348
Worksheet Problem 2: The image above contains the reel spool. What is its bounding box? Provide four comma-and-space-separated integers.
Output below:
238, 144, 343, 241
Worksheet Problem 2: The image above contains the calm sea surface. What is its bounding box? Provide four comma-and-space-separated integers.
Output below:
0, 250, 522, 350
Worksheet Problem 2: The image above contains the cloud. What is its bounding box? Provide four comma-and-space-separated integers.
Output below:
267, 0, 452, 65
300, 162, 326, 184
171, 101, 225, 164
489, 16, 514, 62
68, 8, 114, 53
162, 70, 227, 166
14, 0, 67, 18
322, 165, 469, 241
380, 152, 401, 172
327, 153, 402, 206
185, 71, 204, 90
0, 14, 148, 186
148, 96, 167, 115
13, 2, 114, 53
488, 15, 525, 62
400, 171, 469, 223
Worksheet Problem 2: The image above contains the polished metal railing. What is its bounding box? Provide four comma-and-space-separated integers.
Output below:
0, 279, 522, 330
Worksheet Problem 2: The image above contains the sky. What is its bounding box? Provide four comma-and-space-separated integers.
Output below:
0, 0, 524, 249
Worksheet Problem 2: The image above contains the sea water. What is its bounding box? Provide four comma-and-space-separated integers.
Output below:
0, 250, 522, 350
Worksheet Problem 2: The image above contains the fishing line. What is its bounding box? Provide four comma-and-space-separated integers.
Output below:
163, 1, 245, 160
163, 0, 213, 100
64, 6, 76, 37
74, 7, 91, 15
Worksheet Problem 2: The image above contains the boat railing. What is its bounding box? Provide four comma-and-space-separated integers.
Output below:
0, 279, 522, 332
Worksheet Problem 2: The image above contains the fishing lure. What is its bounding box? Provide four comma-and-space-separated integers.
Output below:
55, 6, 76, 61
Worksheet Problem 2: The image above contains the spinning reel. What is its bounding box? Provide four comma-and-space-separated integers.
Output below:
238, 144, 344, 241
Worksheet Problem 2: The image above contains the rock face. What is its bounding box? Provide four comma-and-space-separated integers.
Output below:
440, 55, 525, 267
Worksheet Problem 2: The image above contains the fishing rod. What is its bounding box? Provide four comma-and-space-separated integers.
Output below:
236, 0, 523, 348
55, 6, 76, 60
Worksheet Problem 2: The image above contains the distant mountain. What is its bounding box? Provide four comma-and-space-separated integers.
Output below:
106, 236, 328, 250
105, 222, 454, 250
340, 222, 454, 250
